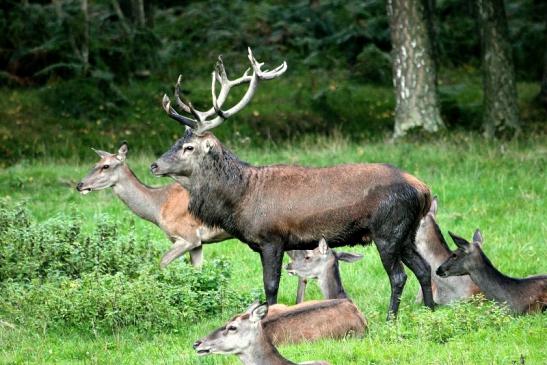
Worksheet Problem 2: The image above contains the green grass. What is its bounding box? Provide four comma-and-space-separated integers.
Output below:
1, 133, 546, 364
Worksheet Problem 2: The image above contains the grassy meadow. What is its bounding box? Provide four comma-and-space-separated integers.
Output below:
0, 132, 546, 364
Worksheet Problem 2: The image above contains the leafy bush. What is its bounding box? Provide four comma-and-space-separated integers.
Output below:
0, 202, 256, 332
354, 44, 392, 84
376, 296, 513, 344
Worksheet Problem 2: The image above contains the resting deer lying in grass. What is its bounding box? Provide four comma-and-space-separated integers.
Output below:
286, 238, 363, 302
436, 230, 546, 314
151, 48, 434, 319
194, 301, 331, 365
76, 142, 230, 267
414, 197, 480, 304
263, 299, 366, 345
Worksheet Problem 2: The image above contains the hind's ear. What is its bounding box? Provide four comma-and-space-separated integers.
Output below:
92, 148, 111, 158
448, 231, 470, 249
117, 141, 128, 161
472, 229, 483, 246
249, 302, 268, 322
429, 196, 438, 217
317, 238, 329, 255
336, 252, 364, 263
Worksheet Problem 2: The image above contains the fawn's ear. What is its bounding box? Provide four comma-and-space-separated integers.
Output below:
336, 252, 364, 263
92, 148, 111, 158
249, 302, 269, 322
117, 141, 128, 161
448, 231, 470, 249
429, 196, 438, 217
472, 229, 483, 246
317, 238, 329, 255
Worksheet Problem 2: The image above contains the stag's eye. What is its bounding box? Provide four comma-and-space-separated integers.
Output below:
102, 165, 110, 170
184, 145, 194, 152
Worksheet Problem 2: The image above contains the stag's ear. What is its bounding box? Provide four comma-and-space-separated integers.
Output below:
203, 137, 217, 154
116, 141, 128, 161
448, 231, 470, 249
92, 148, 111, 158
249, 302, 269, 322
472, 229, 483, 246
318, 238, 329, 255
336, 252, 364, 263
429, 196, 438, 217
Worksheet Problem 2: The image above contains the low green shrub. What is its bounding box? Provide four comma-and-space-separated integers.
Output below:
0, 202, 257, 332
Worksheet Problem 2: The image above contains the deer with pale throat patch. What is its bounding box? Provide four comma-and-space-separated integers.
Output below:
77, 142, 230, 268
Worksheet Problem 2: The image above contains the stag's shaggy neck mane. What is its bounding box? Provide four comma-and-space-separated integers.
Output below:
187, 143, 250, 234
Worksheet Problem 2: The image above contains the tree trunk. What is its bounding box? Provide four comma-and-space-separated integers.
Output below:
387, 0, 444, 138
538, 19, 547, 109
477, 0, 520, 137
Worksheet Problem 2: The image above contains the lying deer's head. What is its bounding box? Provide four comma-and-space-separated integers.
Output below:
193, 301, 269, 356
150, 48, 287, 182
286, 238, 363, 279
436, 229, 484, 277
76, 142, 128, 194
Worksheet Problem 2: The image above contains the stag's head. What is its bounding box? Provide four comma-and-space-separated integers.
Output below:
150, 48, 287, 182
436, 229, 484, 277
77, 142, 129, 194
193, 301, 269, 356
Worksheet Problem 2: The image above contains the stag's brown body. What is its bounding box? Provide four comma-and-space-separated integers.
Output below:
263, 299, 367, 345
151, 49, 436, 318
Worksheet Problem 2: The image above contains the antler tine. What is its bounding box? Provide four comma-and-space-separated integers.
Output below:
247, 47, 288, 80
174, 75, 192, 114
162, 94, 198, 129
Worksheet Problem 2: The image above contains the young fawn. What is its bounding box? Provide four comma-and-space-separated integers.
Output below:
76, 142, 230, 268
194, 301, 331, 365
415, 197, 480, 304
286, 238, 363, 301
437, 230, 546, 314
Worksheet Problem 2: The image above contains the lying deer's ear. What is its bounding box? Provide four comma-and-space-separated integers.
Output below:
117, 141, 128, 161
318, 238, 329, 255
448, 231, 469, 249
429, 196, 438, 217
472, 229, 483, 246
336, 252, 364, 263
92, 148, 111, 158
250, 302, 269, 322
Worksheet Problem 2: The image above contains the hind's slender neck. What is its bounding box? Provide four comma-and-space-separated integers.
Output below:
238, 326, 296, 365
112, 165, 163, 224
466, 250, 518, 303
317, 259, 347, 299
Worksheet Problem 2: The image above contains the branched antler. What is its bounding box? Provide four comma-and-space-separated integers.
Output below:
163, 48, 287, 134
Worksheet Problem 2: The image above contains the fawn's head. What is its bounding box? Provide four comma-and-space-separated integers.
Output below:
286, 238, 363, 279
436, 229, 484, 277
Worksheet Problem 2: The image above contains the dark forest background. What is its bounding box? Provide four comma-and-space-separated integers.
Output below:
0, 0, 545, 165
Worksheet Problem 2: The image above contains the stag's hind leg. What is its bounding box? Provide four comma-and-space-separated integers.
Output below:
375, 238, 407, 320
402, 244, 435, 310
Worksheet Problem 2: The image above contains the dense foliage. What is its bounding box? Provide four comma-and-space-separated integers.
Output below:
0, 202, 256, 332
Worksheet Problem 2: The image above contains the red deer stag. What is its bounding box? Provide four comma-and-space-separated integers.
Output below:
150, 48, 434, 318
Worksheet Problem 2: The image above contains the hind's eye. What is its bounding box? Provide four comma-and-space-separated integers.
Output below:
102, 165, 109, 170
305, 256, 311, 261
184, 146, 194, 152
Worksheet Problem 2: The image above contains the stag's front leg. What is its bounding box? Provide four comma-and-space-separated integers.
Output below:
260, 245, 284, 305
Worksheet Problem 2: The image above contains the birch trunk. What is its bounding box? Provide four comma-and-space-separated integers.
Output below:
387, 0, 444, 138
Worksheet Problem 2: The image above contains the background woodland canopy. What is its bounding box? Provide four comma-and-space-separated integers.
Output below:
0, 0, 545, 164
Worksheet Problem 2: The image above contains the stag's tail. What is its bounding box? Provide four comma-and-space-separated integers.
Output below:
402, 172, 432, 219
